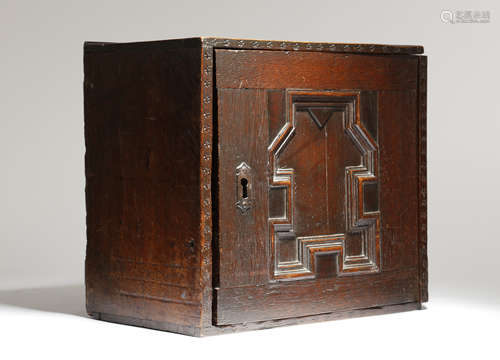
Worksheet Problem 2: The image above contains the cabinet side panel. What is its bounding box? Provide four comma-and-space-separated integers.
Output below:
84, 43, 203, 333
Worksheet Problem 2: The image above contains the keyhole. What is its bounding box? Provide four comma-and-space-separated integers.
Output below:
241, 178, 248, 198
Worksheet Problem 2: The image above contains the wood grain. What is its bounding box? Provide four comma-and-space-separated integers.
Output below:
379, 90, 419, 271
215, 50, 418, 90
216, 269, 418, 325
214, 49, 422, 326
216, 89, 269, 289
84, 37, 427, 336
84, 41, 204, 331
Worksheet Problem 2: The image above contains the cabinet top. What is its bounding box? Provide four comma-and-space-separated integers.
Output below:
84, 37, 424, 55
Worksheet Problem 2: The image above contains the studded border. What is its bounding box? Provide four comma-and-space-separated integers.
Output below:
202, 37, 423, 55
200, 42, 214, 328
418, 56, 428, 303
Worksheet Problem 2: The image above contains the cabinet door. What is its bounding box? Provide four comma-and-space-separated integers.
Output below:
215, 49, 421, 325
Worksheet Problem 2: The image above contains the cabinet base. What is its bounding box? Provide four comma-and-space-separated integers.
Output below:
89, 301, 422, 337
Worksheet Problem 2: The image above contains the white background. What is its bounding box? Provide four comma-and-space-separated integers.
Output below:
1, 0, 499, 358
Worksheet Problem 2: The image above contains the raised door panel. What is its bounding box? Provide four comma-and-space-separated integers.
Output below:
268, 90, 381, 281
215, 50, 419, 325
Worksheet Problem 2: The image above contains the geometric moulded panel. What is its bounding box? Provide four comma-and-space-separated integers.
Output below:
269, 90, 381, 281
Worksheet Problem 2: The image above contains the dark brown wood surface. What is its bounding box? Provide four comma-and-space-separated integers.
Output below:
214, 49, 421, 325
84, 39, 206, 336
215, 50, 418, 90
84, 37, 427, 336
85, 37, 423, 55
215, 270, 417, 324
216, 89, 270, 289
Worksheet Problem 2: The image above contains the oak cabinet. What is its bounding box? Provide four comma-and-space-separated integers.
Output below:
84, 37, 427, 336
